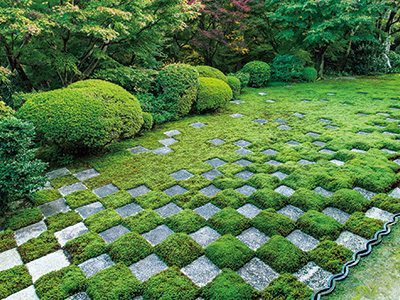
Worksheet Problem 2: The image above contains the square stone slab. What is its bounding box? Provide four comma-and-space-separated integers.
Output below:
277, 205, 305, 221
79, 254, 114, 278
302, 99, 311, 103
307, 132, 320, 138
357, 131, 370, 135
271, 171, 288, 180
235, 148, 253, 156
163, 185, 188, 197
234, 170, 254, 181
129, 254, 168, 282
65, 292, 91, 300
286, 140, 301, 146
154, 203, 183, 218
262, 149, 279, 155
357, 113, 368, 117
75, 202, 105, 219
4, 285, 39, 300
274, 118, 288, 124
350, 149, 366, 153
205, 158, 226, 168
325, 125, 339, 130
277, 125, 292, 130
313, 141, 327, 147
128, 146, 149, 155
236, 258, 279, 291
163, 130, 182, 137
201, 169, 223, 181
181, 256, 221, 287
15, 221, 47, 246
319, 99, 328, 102
395, 159, 400, 166
208, 138, 225, 145
237, 204, 262, 219
375, 125, 386, 128
73, 169, 100, 181
266, 99, 275, 103
383, 131, 399, 135
193, 203, 221, 220
274, 185, 295, 197
142, 225, 174, 246
318, 118, 331, 123
151, 147, 173, 155
326, 93, 336, 96
55, 222, 89, 247
158, 138, 178, 146
59, 182, 88, 197
230, 113, 244, 118
381, 148, 397, 154
265, 160, 283, 166
99, 225, 130, 244
38, 198, 70, 217
46, 168, 71, 180
234, 159, 253, 166
365, 207, 394, 222
293, 113, 306, 117
386, 117, 400, 122
169, 169, 194, 181
127, 185, 151, 197
237, 228, 269, 251
234, 140, 251, 148
294, 261, 332, 290
115, 203, 143, 218
190, 226, 221, 248
322, 207, 351, 224
235, 185, 257, 197
319, 149, 336, 155
286, 230, 319, 252
330, 159, 345, 166
199, 185, 221, 197
252, 119, 268, 124
298, 159, 315, 165
0, 248, 23, 272
336, 231, 367, 252
230, 100, 245, 104
258, 92, 268, 96
27, 250, 70, 282
353, 187, 377, 200
189, 122, 207, 129
313, 187, 334, 197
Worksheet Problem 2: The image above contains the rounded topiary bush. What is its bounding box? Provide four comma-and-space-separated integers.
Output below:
227, 76, 241, 99
195, 77, 232, 113
140, 112, 153, 133
228, 72, 250, 88
240, 61, 271, 87
302, 67, 318, 82
16, 79, 143, 152
196, 65, 228, 83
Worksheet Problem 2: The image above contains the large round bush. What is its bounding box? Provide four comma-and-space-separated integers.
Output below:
16, 79, 143, 152
195, 77, 232, 112
227, 76, 241, 99
241, 61, 271, 87
195, 66, 228, 83
302, 67, 318, 82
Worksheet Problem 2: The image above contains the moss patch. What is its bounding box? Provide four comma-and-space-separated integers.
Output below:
45, 211, 82, 232
135, 191, 170, 209
65, 190, 99, 209
64, 232, 108, 264
0, 265, 32, 299
5, 208, 43, 230
0, 230, 17, 252
84, 209, 123, 233
100, 190, 133, 209
123, 209, 164, 234
296, 210, 343, 240
165, 209, 206, 234
345, 212, 385, 240
208, 207, 251, 236
248, 188, 287, 210
252, 208, 295, 237
50, 174, 80, 189
18, 231, 60, 263
262, 274, 313, 300
32, 189, 62, 205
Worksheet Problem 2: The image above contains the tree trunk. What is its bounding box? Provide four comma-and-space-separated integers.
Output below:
339, 41, 352, 72
315, 46, 328, 78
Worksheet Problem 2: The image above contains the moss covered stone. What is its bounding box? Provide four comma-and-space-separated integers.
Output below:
252, 208, 295, 237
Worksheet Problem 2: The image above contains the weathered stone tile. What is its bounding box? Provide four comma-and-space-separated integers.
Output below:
199, 185, 221, 198
59, 182, 87, 197
286, 230, 319, 252
158, 138, 179, 146
163, 185, 188, 197
265, 160, 283, 166
294, 261, 332, 290
336, 231, 367, 252
234, 148, 253, 156
237, 228, 269, 251
271, 171, 288, 180
181, 256, 221, 287
189, 226, 221, 248
98, 225, 130, 244
252, 119, 268, 124
193, 204, 221, 220
151, 147, 173, 155
205, 158, 226, 168
55, 223, 89, 247
353, 187, 376, 200
208, 138, 225, 145
330, 159, 345, 166
189, 122, 207, 129
38, 198, 70, 218
163, 130, 182, 137
73, 169, 100, 181
154, 203, 183, 218
129, 254, 168, 282
169, 169, 194, 181
0, 248, 23, 272
262, 149, 279, 155
4, 286, 39, 300
142, 225, 173, 246
277, 205, 305, 221
15, 221, 46, 246
233, 140, 251, 148
27, 250, 70, 282
236, 258, 278, 291
322, 207, 350, 224
201, 169, 223, 181
237, 204, 262, 219
233, 159, 254, 166
75, 202, 105, 219
235, 185, 257, 197
79, 254, 114, 278
230, 113, 244, 118
115, 203, 143, 218
313, 187, 333, 197
274, 185, 295, 197
234, 170, 254, 181
128, 146, 149, 155
277, 125, 292, 130
365, 207, 394, 222
46, 168, 71, 180
127, 185, 151, 197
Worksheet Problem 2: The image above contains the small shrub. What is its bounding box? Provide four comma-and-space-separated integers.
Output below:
330, 189, 372, 214
5, 208, 43, 230
32, 189, 62, 206
0, 265, 32, 299
252, 208, 295, 237
228, 72, 250, 88
227, 76, 241, 99
262, 274, 313, 300
271, 54, 303, 82
240, 61, 271, 87
165, 209, 206, 234
211, 189, 246, 209
196, 65, 228, 83
137, 93, 176, 125
302, 67, 318, 82
135, 191, 170, 209
288, 188, 329, 212
18, 231, 60, 263
45, 211, 83, 232
65, 190, 99, 209
195, 77, 232, 113
345, 212, 384, 240
140, 112, 153, 133
208, 207, 251, 236
123, 209, 164, 234
248, 188, 287, 210
64, 232, 108, 264
100, 191, 133, 209
0, 230, 16, 252
296, 210, 343, 240
84, 209, 123, 233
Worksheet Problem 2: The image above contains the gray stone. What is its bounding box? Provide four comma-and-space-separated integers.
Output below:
163, 130, 182, 137
230, 113, 244, 118
319, 99, 328, 102
318, 118, 331, 123
0, 248, 23, 272
158, 138, 178, 146
294, 262, 332, 290
190, 226, 221, 248
128, 146, 150, 155
277, 125, 292, 130
394, 158, 400, 165
142, 225, 173, 246
274, 185, 295, 197
375, 125, 386, 128
4, 286, 39, 300
233, 159, 253, 166
75, 202, 105, 219
277, 205, 305, 221
357, 131, 371, 135
236, 258, 279, 291
266, 99, 276, 103
181, 256, 221, 287
319, 149, 336, 155
189, 122, 207, 129
237, 228, 269, 250
199, 185, 221, 197
193, 203, 221, 220
79, 254, 114, 278
98, 225, 130, 244
15, 221, 46, 246
208, 138, 225, 145
163, 185, 188, 197
322, 207, 351, 224
38, 181, 53, 191
73, 169, 100, 181
386, 117, 400, 122
302, 99, 311, 102
151, 147, 173, 155
234, 140, 251, 147
358, 92, 367, 95
55, 222, 89, 247
115, 203, 143, 218
237, 204, 262, 219
169, 169, 194, 181
336, 231, 367, 252
298, 159, 315, 165
383, 131, 399, 135
313, 187, 334, 197
201, 169, 223, 181
350, 148, 366, 153
271, 171, 288, 180
357, 113, 368, 117
252, 119, 268, 124
381, 148, 397, 154
234, 170, 254, 181
325, 125, 339, 129
127, 185, 151, 197
365, 207, 394, 222
390, 107, 400, 110
286, 140, 301, 145
258, 92, 268, 96
38, 198, 70, 217
307, 132, 320, 138
353, 187, 377, 200
265, 159, 283, 166
46, 168, 71, 180
262, 149, 279, 155
235, 185, 257, 197
234, 148, 253, 156
230, 100, 245, 104
330, 159, 345, 166
389, 187, 400, 198
205, 158, 226, 168
154, 203, 183, 218
313, 141, 327, 147
59, 182, 88, 197
293, 113, 305, 117
326, 93, 336, 96
27, 250, 70, 282
129, 254, 168, 282
65, 292, 91, 300
286, 230, 319, 252
274, 118, 287, 124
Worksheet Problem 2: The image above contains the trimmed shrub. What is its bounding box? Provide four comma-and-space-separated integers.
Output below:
18, 231, 60, 263
271, 54, 303, 82
140, 112, 153, 133
135, 191, 170, 209
123, 209, 164, 234
100, 191, 133, 209
227, 76, 241, 99
296, 210, 343, 240
248, 188, 287, 210
65, 190, 99, 209
211, 189, 246, 209
196, 66, 228, 83
345, 212, 384, 240
252, 208, 295, 237
205, 235, 254, 270
45, 211, 82, 232
208, 207, 251, 236
5, 208, 43, 230
64, 233, 108, 264
195, 77, 233, 113
16, 79, 144, 152
241, 61, 271, 87
262, 274, 313, 300
0, 265, 32, 299
330, 189, 372, 214
213, 175, 244, 191
0, 230, 17, 252
288, 188, 329, 212
228, 72, 250, 88
84, 209, 123, 233
165, 209, 206, 234
302, 67, 318, 82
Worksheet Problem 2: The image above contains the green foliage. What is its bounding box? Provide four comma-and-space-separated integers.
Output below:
137, 93, 177, 125
173, 192, 210, 210
213, 175, 244, 191
100, 191, 133, 209
228, 72, 250, 88
32, 189, 62, 206
0, 265, 32, 299
205, 234, 254, 270
123, 209, 164, 234
301, 67, 318, 82
246, 173, 279, 190
241, 61, 271, 87
196, 65, 228, 83
208, 207, 251, 236
135, 191, 170, 209
252, 208, 295, 237
64, 233, 108, 264
195, 77, 233, 112
373, 193, 400, 214
248, 188, 287, 210
84, 209, 123, 233
0, 101, 13, 117
288, 188, 329, 212
227, 76, 241, 99
50, 174, 79, 189
165, 209, 206, 234
5, 208, 43, 230
262, 274, 313, 300
296, 210, 343, 240
271, 54, 303, 82
18, 231, 60, 263
211, 189, 246, 209
45, 211, 83, 232
140, 112, 154, 133
345, 212, 384, 240
330, 189, 372, 214
65, 190, 99, 209
0, 230, 16, 252
256, 235, 308, 273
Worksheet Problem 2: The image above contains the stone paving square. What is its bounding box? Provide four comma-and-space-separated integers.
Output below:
365, 207, 394, 222
233, 159, 254, 166
127, 185, 151, 197
381, 148, 397, 154
306, 132, 320, 138
230, 113, 244, 118
189, 122, 207, 129
336, 231, 368, 252
357, 113, 369, 117
76, 202, 105, 219
99, 225, 130, 244
169, 169, 194, 181
163, 185, 188, 197
262, 148, 279, 155
274, 118, 288, 124
181, 256, 221, 287
313, 141, 327, 147
258, 92, 268, 95
277, 205, 305, 221
394, 158, 400, 166
357, 131, 371, 135
0, 248, 23, 272
129, 254, 168, 282
59, 182, 88, 197
313, 187, 334, 197
353, 187, 377, 200
386, 117, 400, 122
277, 125, 292, 130
302, 99, 311, 102
319, 149, 336, 154
190, 226, 221, 248
298, 159, 315, 165
15, 221, 47, 246
163, 130, 182, 137
271, 171, 288, 180
325, 125, 339, 129
230, 100, 245, 104
65, 292, 91, 300
383, 131, 399, 135
234, 148, 253, 156
293, 113, 306, 117
27, 250, 70, 282
350, 149, 366, 153
294, 262, 333, 290
237, 228, 269, 251
201, 169, 223, 181
286, 230, 319, 252
375, 125, 386, 128
115, 203, 143, 218
252, 118, 268, 124
319, 99, 328, 102
265, 159, 283, 166
55, 222, 89, 247
208, 138, 225, 145
234, 170, 254, 181
128, 146, 149, 155
199, 185, 221, 197
73, 168, 100, 181
235, 185, 257, 197
237, 204, 262, 219
205, 158, 226, 168
46, 168, 71, 180
322, 207, 351, 224
274, 185, 295, 197
266, 99, 275, 103
142, 225, 174, 246
286, 140, 301, 145
151, 147, 173, 155
79, 254, 114, 278
330, 159, 345, 166
38, 198, 70, 217
155, 203, 183, 218
193, 203, 221, 220
4, 285, 39, 300
236, 258, 279, 291
318, 118, 331, 123
233, 140, 251, 147
158, 137, 178, 146
326, 92, 336, 96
